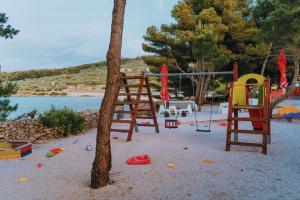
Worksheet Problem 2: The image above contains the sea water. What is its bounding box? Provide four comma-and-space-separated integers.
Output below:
7, 96, 102, 119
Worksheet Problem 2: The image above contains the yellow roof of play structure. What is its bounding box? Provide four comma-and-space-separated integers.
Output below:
232, 73, 266, 106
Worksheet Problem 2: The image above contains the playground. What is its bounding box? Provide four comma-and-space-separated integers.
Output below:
1, 62, 300, 199
1, 111, 300, 200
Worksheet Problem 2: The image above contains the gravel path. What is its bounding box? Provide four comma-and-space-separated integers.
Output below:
1, 114, 299, 200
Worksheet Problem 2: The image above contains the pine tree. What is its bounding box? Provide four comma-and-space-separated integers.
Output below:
0, 13, 19, 121
143, 0, 264, 108
252, 0, 300, 111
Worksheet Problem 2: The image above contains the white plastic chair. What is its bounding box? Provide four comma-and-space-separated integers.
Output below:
219, 102, 228, 115
168, 105, 178, 115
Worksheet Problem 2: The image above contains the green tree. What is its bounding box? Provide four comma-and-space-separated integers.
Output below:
0, 13, 19, 121
143, 0, 264, 108
0, 82, 18, 121
0, 13, 19, 39
252, 0, 300, 112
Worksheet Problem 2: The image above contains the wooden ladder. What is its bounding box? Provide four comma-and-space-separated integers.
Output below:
110, 72, 159, 141
225, 78, 271, 154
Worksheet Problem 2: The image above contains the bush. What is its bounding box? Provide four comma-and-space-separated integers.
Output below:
14, 109, 38, 120
39, 106, 85, 137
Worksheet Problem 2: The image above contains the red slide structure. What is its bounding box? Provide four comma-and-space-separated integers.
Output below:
249, 109, 263, 130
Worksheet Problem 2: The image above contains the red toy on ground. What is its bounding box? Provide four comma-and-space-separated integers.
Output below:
126, 154, 151, 165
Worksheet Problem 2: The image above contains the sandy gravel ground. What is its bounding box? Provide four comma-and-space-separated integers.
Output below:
1, 111, 300, 200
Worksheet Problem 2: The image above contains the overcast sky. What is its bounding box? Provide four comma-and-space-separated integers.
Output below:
0, 0, 177, 72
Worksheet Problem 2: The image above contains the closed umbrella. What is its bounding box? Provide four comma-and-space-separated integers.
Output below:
160, 64, 170, 104
278, 49, 288, 89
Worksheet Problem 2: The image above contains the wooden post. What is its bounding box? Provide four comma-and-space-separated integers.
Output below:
233, 62, 238, 81
233, 62, 239, 142
266, 77, 271, 144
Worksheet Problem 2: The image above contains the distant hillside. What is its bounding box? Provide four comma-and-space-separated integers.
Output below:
1, 58, 153, 96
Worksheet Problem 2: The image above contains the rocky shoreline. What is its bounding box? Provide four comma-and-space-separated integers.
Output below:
0, 110, 99, 143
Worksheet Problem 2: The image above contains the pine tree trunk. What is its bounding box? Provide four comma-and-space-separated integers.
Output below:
91, 0, 126, 189
195, 78, 202, 111
261, 43, 273, 76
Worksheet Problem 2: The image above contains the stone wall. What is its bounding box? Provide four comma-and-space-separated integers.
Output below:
0, 110, 98, 143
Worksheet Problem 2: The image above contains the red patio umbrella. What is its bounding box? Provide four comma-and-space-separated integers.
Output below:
278, 49, 288, 89
160, 64, 170, 103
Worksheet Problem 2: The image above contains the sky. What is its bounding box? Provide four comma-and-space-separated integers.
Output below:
0, 0, 178, 72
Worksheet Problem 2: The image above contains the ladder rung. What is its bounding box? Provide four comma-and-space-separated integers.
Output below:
112, 120, 132, 123
118, 93, 148, 96
230, 129, 264, 134
120, 76, 144, 79
137, 123, 155, 127
136, 116, 155, 119
119, 84, 146, 88
110, 129, 129, 133
231, 118, 266, 122
230, 142, 263, 147
138, 109, 152, 112
114, 110, 134, 114
139, 100, 150, 103
114, 102, 135, 105
232, 106, 263, 110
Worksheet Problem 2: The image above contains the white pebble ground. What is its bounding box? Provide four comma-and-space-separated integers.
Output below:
1, 113, 300, 200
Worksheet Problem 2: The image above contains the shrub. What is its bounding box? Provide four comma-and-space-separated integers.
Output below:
14, 109, 38, 120
27, 109, 38, 119
39, 106, 85, 137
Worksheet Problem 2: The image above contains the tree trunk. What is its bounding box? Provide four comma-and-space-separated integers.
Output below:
261, 43, 273, 76
270, 53, 299, 115
196, 77, 203, 111
91, 0, 126, 189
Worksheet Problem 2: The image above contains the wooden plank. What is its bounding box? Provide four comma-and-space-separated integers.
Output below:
136, 116, 155, 119
137, 109, 152, 112
139, 100, 150, 103
232, 105, 263, 109
126, 73, 145, 141
0, 154, 20, 160
0, 141, 12, 149
113, 110, 134, 114
137, 123, 155, 127
122, 77, 135, 115
230, 142, 263, 147
231, 117, 266, 122
230, 129, 264, 134
110, 129, 129, 133
113, 101, 135, 105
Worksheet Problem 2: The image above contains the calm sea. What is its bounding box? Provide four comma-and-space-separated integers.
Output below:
7, 96, 102, 119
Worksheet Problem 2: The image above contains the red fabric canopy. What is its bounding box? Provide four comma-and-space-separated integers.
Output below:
160, 64, 170, 103
278, 49, 288, 88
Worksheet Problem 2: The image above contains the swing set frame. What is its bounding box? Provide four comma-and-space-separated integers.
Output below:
145, 69, 235, 132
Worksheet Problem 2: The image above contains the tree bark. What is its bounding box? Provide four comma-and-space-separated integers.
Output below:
270, 53, 299, 115
261, 43, 273, 76
91, 0, 126, 189
196, 77, 203, 111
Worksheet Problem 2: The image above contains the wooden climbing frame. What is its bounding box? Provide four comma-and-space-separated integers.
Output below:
226, 78, 271, 154
110, 72, 159, 141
